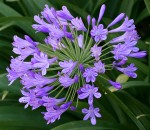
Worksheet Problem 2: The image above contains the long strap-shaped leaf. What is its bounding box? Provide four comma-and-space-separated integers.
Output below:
100, 85, 146, 130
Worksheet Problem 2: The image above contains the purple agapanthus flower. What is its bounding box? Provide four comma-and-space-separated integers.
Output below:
78, 84, 101, 105
91, 44, 102, 61
42, 96, 65, 108
91, 24, 108, 42
12, 35, 39, 60
21, 71, 56, 88
7, 68, 24, 85
42, 102, 71, 124
109, 16, 135, 33
10, 58, 32, 72
113, 59, 127, 67
78, 34, 83, 48
116, 63, 137, 78
57, 6, 74, 20
45, 36, 64, 50
31, 52, 57, 75
110, 30, 140, 43
93, 60, 105, 73
128, 51, 147, 58
59, 60, 77, 75
71, 17, 87, 31
108, 80, 122, 89
107, 13, 125, 28
82, 105, 101, 125
83, 68, 98, 82
34, 86, 54, 97
59, 75, 75, 88
98, 4, 106, 23
92, 18, 96, 27
19, 89, 43, 110
87, 15, 91, 25
32, 15, 52, 33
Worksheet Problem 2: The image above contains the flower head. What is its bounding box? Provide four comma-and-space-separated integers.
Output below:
7, 4, 146, 126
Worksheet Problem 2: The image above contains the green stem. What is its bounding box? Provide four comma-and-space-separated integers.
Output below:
55, 87, 64, 98
101, 56, 114, 61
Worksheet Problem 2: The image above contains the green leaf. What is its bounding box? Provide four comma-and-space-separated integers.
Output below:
100, 85, 146, 130
0, 73, 21, 95
0, 1, 21, 16
51, 120, 130, 130
119, 0, 134, 17
144, 0, 150, 15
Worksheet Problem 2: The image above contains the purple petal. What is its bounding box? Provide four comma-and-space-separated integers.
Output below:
98, 4, 106, 23
108, 13, 125, 28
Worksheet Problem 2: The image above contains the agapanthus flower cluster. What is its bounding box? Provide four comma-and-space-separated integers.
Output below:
7, 4, 146, 125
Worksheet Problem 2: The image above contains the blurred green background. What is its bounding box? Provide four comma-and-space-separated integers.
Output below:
0, 0, 150, 130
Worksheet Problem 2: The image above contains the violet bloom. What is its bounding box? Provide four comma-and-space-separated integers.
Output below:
116, 64, 137, 78
13, 47, 37, 60
128, 51, 147, 58
107, 13, 125, 28
45, 36, 64, 50
109, 16, 135, 33
83, 68, 98, 83
32, 15, 52, 33
91, 44, 102, 61
12, 35, 38, 49
59, 75, 75, 88
32, 52, 57, 75
10, 58, 33, 73
110, 30, 140, 43
42, 102, 71, 124
91, 24, 108, 42
98, 4, 106, 23
41, 5, 58, 26
87, 15, 91, 25
111, 43, 131, 60
71, 17, 87, 31
12, 35, 39, 60
79, 64, 85, 73
78, 34, 83, 48
57, 6, 74, 20
93, 61, 105, 73
92, 18, 96, 27
49, 25, 65, 39
82, 105, 101, 125
59, 60, 77, 75
113, 59, 127, 67
19, 89, 43, 110
78, 84, 101, 105
7, 68, 24, 85
108, 80, 122, 89
21, 71, 56, 88
42, 96, 65, 108
34, 86, 54, 97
